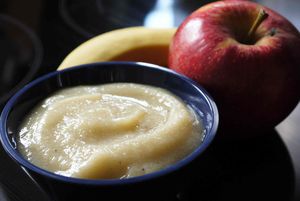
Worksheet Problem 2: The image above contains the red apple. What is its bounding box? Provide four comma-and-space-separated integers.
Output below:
169, 0, 300, 137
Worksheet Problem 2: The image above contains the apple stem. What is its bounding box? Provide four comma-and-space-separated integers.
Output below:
247, 8, 269, 42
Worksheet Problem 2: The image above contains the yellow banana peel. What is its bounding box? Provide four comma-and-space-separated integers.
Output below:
58, 27, 177, 70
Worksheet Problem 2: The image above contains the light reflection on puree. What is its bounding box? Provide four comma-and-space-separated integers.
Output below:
18, 83, 203, 179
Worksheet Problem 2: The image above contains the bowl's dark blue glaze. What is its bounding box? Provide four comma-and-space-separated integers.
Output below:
0, 62, 218, 201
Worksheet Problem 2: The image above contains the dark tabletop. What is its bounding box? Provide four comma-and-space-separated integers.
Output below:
0, 0, 299, 200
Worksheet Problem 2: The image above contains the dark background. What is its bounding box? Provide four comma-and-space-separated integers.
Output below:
0, 0, 299, 200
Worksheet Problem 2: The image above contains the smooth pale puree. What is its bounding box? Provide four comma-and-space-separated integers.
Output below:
18, 83, 203, 179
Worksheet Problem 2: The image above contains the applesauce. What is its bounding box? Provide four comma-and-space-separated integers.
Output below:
17, 83, 203, 179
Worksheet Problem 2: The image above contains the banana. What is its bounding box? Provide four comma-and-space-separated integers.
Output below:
58, 27, 177, 70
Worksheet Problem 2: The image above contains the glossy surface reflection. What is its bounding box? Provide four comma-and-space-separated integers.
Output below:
0, 14, 42, 107
175, 130, 295, 201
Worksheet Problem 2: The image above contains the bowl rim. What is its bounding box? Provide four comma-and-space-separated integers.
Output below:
0, 61, 218, 186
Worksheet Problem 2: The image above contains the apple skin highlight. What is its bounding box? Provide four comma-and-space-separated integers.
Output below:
169, 0, 300, 137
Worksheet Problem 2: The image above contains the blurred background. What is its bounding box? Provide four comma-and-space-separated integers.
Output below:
0, 0, 299, 200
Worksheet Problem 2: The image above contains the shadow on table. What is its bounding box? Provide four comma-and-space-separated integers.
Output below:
0, 129, 295, 201
0, 145, 49, 201
178, 129, 295, 201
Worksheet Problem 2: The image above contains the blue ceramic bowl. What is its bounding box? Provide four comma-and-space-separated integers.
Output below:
0, 62, 218, 201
